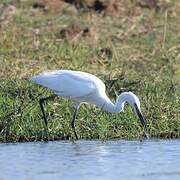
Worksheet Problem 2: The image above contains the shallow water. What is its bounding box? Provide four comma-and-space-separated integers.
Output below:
0, 139, 180, 180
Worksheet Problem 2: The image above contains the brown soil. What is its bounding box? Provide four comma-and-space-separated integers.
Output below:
32, 0, 161, 16
58, 24, 90, 40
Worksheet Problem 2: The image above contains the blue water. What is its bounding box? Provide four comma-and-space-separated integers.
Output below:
0, 140, 180, 180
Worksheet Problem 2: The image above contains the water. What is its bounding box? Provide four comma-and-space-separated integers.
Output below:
0, 140, 180, 180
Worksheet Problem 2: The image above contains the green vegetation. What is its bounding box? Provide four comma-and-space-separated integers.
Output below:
0, 0, 179, 142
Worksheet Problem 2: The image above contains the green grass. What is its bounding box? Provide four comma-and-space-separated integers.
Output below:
0, 0, 180, 142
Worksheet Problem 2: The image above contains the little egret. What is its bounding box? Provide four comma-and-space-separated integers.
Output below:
31, 70, 148, 139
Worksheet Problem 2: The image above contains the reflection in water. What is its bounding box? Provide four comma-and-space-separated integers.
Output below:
0, 140, 180, 180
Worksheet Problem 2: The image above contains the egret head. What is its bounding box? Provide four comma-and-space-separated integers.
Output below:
121, 92, 148, 138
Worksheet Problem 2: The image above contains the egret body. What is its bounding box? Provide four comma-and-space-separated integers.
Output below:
31, 70, 148, 139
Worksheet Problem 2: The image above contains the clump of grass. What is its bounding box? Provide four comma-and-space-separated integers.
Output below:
0, 0, 179, 142
0, 75, 179, 142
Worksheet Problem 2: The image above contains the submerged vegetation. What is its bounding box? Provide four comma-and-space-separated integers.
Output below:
0, 0, 179, 142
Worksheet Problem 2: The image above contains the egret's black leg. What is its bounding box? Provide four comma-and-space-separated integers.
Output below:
71, 107, 79, 140
39, 95, 57, 127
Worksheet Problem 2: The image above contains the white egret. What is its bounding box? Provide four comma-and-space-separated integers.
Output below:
31, 70, 148, 139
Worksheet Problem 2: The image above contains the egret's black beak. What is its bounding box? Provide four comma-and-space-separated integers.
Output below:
134, 103, 149, 139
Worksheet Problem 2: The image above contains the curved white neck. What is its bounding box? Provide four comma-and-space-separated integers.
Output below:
100, 93, 134, 113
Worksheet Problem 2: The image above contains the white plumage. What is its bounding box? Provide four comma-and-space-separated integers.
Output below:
31, 70, 148, 139
31, 70, 103, 102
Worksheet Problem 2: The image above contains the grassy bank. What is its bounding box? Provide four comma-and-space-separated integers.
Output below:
0, 0, 180, 142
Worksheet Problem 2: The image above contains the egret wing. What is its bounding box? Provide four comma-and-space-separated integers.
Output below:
31, 70, 96, 98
